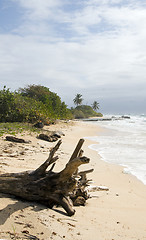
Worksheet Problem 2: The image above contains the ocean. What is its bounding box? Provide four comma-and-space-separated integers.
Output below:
85, 114, 146, 185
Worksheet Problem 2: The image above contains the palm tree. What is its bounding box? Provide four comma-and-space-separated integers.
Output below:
92, 101, 99, 111
73, 94, 83, 106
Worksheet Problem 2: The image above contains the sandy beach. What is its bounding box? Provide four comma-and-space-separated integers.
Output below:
0, 120, 146, 240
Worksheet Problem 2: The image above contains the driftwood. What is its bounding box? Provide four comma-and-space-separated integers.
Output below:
0, 139, 93, 216
6, 136, 31, 143
38, 133, 59, 142
38, 131, 65, 142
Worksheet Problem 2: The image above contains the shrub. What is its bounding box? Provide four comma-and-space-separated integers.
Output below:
0, 85, 73, 123
71, 105, 103, 119
0, 86, 16, 122
73, 109, 85, 119
19, 85, 72, 120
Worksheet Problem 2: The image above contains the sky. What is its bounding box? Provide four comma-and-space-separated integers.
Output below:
0, 0, 146, 114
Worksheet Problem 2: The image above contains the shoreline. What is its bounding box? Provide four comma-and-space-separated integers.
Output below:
0, 120, 146, 239
85, 116, 146, 186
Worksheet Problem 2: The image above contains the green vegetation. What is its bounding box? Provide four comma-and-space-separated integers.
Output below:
71, 94, 102, 119
73, 94, 83, 106
0, 85, 72, 124
0, 122, 40, 137
0, 86, 103, 132
71, 105, 103, 119
92, 101, 100, 111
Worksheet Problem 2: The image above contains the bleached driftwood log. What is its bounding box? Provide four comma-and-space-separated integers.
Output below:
0, 139, 92, 216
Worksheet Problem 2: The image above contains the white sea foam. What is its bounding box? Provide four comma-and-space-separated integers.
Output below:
86, 115, 146, 185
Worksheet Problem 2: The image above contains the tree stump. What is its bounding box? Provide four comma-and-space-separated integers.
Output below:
0, 139, 93, 216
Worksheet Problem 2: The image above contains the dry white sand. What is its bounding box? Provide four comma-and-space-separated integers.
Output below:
0, 120, 146, 240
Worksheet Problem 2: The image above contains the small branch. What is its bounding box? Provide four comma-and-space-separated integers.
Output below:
78, 149, 84, 157
49, 163, 56, 172
51, 194, 75, 216
49, 156, 59, 166
34, 140, 62, 175
78, 169, 94, 176
69, 139, 84, 162
59, 156, 90, 181
78, 169, 94, 183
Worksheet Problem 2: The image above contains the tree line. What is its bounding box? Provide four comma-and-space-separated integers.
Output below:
73, 93, 100, 111
0, 86, 102, 123
0, 85, 72, 123
71, 93, 102, 119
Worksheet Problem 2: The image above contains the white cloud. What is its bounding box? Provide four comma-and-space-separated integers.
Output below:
12, 0, 62, 20
0, 0, 146, 112
66, 5, 102, 35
